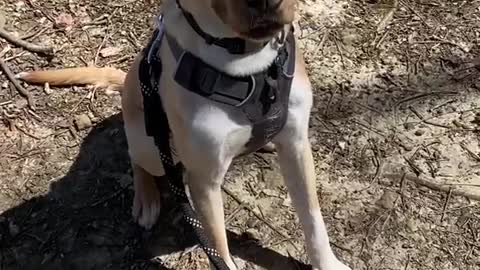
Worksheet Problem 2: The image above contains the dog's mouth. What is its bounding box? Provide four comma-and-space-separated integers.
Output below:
242, 18, 285, 40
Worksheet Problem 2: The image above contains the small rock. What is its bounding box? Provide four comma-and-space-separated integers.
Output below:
403, 122, 415, 130
376, 190, 398, 209
411, 232, 425, 243
338, 141, 347, 150
74, 114, 92, 130
14, 1, 26, 12
305, 10, 315, 17
100, 47, 123, 58
334, 210, 348, 220
414, 129, 425, 136
282, 196, 292, 207
262, 188, 278, 197
44, 82, 52, 95
87, 111, 95, 120
243, 228, 260, 240
406, 217, 419, 232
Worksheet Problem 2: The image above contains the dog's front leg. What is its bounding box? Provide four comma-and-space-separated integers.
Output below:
275, 138, 351, 270
185, 166, 237, 270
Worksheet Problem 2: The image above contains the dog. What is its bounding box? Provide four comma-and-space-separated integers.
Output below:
17, 1, 352, 269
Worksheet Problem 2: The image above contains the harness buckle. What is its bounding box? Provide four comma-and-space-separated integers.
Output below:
194, 67, 218, 96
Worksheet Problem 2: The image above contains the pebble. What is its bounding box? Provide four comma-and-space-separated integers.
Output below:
414, 129, 426, 136
376, 190, 398, 209
44, 82, 52, 95
244, 228, 260, 240
74, 114, 93, 130
404, 122, 415, 130
406, 217, 419, 232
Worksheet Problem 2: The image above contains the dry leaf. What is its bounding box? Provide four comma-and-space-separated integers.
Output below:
55, 13, 75, 32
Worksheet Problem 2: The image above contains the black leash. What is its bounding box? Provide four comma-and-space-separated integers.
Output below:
138, 27, 231, 270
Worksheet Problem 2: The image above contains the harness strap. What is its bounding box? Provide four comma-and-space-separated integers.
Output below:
139, 28, 231, 270
175, 0, 246, 54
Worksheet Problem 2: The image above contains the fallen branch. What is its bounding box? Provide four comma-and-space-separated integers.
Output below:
0, 58, 35, 109
0, 27, 53, 55
384, 173, 480, 201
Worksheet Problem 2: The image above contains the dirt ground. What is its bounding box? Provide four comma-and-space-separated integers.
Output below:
1, 0, 480, 269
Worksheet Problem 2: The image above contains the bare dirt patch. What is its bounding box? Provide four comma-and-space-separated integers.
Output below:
1, 0, 479, 269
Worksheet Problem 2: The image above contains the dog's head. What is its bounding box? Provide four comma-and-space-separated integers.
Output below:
210, 0, 297, 41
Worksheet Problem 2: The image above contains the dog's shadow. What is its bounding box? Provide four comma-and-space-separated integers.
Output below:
0, 113, 309, 270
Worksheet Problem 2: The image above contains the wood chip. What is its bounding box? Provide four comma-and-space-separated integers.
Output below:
100, 47, 123, 58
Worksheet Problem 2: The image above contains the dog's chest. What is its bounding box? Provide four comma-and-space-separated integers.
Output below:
138, 25, 295, 161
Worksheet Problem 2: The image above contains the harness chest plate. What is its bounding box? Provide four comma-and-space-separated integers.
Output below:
140, 18, 296, 154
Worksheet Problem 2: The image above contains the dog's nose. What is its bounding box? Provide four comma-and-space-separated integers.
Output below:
246, 0, 282, 11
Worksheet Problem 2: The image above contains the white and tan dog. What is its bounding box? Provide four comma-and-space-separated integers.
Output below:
18, 0, 351, 269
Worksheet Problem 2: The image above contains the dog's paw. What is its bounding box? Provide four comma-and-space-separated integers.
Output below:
132, 179, 161, 230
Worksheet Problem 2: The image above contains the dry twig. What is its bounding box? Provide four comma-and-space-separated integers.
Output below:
15, 124, 40, 140
0, 28, 53, 55
0, 58, 35, 109
440, 188, 453, 223
384, 173, 480, 201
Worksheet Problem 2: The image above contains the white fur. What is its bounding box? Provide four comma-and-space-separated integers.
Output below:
162, 0, 279, 76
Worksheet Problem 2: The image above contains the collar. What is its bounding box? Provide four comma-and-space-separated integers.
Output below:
175, 0, 249, 54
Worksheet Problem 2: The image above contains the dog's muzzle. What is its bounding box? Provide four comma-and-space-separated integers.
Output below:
246, 0, 283, 12
244, 0, 288, 39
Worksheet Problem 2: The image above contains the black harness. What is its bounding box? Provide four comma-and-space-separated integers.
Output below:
138, 9, 296, 269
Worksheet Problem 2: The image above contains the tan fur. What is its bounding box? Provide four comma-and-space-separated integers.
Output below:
17, 67, 126, 90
